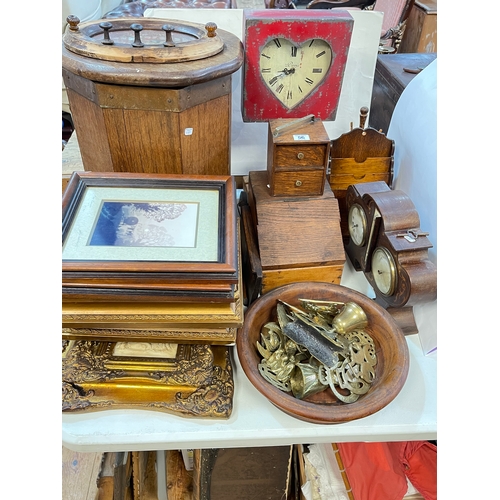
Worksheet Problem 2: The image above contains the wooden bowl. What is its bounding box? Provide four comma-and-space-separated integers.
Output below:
236, 282, 409, 424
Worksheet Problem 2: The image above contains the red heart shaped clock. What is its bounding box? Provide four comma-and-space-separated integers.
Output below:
242, 10, 354, 122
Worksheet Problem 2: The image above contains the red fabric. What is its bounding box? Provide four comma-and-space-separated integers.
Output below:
397, 441, 437, 500
337, 441, 437, 500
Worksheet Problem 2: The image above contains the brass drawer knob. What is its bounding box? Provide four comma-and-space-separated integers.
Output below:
67, 15, 80, 31
205, 22, 218, 38
297, 152, 305, 160
295, 180, 302, 187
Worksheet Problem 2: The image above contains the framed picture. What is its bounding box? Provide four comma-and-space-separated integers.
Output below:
62, 172, 238, 283
62, 340, 234, 418
62, 276, 244, 330
62, 281, 236, 304
62, 324, 238, 344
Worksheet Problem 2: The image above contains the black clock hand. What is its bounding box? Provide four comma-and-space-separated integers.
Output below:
272, 68, 295, 84
275, 68, 296, 77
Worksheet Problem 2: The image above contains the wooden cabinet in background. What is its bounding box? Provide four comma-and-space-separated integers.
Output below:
369, 53, 437, 134
399, 0, 437, 53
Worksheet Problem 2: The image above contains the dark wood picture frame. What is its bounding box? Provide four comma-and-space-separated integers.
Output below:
62, 172, 238, 283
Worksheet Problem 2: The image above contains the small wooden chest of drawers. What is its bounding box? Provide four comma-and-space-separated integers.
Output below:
267, 118, 331, 197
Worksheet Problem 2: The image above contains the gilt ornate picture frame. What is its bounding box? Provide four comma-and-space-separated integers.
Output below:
62, 340, 234, 418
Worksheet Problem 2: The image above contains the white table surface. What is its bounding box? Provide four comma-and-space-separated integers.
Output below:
62, 262, 437, 453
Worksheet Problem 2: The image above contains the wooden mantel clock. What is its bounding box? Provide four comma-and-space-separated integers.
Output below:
345, 181, 437, 334
241, 10, 353, 122
62, 16, 243, 175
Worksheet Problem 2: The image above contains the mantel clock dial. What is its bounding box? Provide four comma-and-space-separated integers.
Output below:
347, 203, 368, 247
371, 246, 397, 296
242, 10, 354, 122
345, 181, 390, 271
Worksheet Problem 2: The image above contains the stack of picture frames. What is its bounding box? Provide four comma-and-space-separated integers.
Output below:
62, 172, 243, 419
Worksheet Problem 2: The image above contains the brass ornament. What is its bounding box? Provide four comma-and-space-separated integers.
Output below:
257, 320, 308, 392
290, 360, 328, 399
256, 300, 376, 402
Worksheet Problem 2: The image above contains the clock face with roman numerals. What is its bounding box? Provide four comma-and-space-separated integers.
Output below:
242, 10, 354, 122
259, 38, 332, 110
